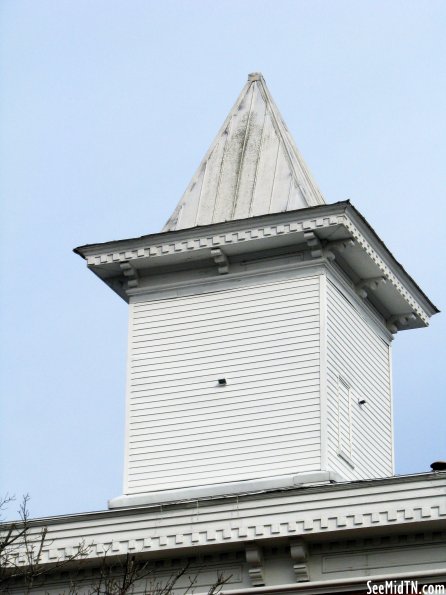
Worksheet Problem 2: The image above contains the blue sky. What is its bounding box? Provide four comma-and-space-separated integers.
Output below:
0, 0, 445, 520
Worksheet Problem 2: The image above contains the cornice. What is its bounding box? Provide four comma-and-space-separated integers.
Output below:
75, 204, 435, 328
217, 568, 446, 595
6, 474, 446, 566
346, 204, 438, 317
74, 203, 347, 257
82, 213, 343, 267
341, 217, 430, 325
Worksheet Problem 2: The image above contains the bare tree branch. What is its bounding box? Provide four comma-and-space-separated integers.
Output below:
0, 495, 232, 594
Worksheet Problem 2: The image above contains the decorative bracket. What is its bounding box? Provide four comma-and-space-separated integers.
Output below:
304, 231, 323, 258
210, 248, 229, 274
355, 276, 387, 299
289, 538, 310, 582
328, 238, 355, 252
386, 312, 417, 334
245, 544, 265, 587
120, 262, 139, 289
305, 233, 354, 262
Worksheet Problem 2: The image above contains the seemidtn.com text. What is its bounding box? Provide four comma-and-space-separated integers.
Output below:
367, 581, 445, 595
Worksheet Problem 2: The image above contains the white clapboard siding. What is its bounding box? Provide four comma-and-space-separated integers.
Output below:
326, 280, 392, 480
125, 276, 321, 494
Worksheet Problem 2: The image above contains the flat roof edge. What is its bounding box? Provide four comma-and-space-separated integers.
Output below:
4, 471, 445, 528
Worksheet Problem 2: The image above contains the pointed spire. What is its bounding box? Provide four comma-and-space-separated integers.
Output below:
163, 73, 325, 232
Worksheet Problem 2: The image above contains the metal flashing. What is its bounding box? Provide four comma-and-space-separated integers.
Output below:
108, 471, 342, 510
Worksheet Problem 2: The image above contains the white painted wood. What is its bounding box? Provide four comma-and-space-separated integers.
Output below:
122, 264, 396, 495
325, 279, 393, 480
125, 275, 322, 495
389, 335, 395, 474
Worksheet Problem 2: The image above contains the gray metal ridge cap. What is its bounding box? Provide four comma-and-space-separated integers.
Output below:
4, 471, 445, 528
73, 201, 349, 258
345, 202, 439, 316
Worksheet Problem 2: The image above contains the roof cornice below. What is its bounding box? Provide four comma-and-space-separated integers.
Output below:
216, 568, 446, 595
5, 473, 446, 565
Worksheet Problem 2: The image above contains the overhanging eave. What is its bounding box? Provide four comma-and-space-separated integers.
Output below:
74, 202, 438, 331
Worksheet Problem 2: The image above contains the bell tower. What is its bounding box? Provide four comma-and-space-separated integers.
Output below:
75, 74, 437, 509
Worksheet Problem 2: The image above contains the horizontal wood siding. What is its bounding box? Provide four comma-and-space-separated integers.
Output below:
126, 276, 321, 494
326, 280, 392, 480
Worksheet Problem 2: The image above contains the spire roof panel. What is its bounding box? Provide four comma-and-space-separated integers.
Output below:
163, 73, 325, 231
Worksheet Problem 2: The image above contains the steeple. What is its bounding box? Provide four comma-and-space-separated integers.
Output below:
75, 74, 437, 510
163, 73, 325, 231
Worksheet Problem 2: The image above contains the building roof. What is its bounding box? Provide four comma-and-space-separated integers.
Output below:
163, 73, 325, 232
5, 473, 446, 560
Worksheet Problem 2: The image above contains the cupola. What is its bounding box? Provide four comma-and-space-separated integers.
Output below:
75, 74, 438, 509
